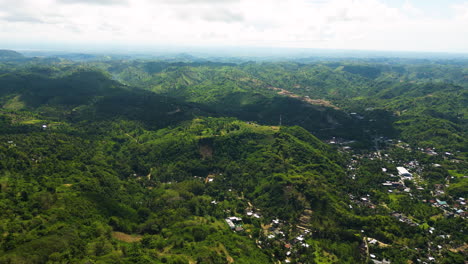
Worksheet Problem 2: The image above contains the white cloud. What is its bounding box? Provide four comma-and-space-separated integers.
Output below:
453, 2, 468, 21
402, 1, 424, 17
0, 0, 467, 53
58, 0, 128, 5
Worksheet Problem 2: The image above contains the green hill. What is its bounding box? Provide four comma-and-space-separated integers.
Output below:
0, 68, 212, 129
0, 59, 466, 264
0, 114, 358, 263
93, 61, 370, 141
0, 49, 24, 60
93, 60, 467, 150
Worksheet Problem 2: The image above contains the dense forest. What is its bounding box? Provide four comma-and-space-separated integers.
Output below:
0, 51, 466, 263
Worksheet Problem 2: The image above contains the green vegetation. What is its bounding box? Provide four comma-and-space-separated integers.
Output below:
0, 53, 466, 263
84, 59, 467, 150
0, 49, 24, 60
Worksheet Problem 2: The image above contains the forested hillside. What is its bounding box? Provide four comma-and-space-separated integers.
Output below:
0, 53, 466, 263
0, 50, 24, 60
92, 59, 467, 151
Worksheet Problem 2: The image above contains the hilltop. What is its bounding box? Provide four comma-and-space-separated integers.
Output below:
0, 49, 24, 60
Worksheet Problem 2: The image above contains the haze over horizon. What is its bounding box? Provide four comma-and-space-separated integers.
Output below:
1, 0, 468, 54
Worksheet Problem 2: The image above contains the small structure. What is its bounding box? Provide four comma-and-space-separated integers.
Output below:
228, 216, 242, 222
397, 167, 412, 178
226, 216, 243, 231
372, 259, 391, 264
225, 219, 235, 229
382, 181, 404, 189
205, 174, 216, 183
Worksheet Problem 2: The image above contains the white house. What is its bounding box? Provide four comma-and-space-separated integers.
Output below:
397, 167, 412, 177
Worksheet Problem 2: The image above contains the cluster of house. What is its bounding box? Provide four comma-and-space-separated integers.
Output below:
432, 184, 445, 196
225, 206, 265, 233
282, 231, 312, 263
258, 218, 313, 263
363, 236, 393, 264
419, 147, 460, 162
391, 165, 466, 218
246, 210, 262, 219
329, 136, 466, 263
325, 137, 355, 151
427, 197, 467, 218
349, 194, 377, 209
422, 147, 438, 156
221, 136, 465, 263
418, 147, 454, 157
391, 212, 418, 227
380, 166, 415, 193
455, 197, 466, 207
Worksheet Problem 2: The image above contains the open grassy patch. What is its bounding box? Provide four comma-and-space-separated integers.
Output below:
3, 95, 25, 110
111, 232, 142, 243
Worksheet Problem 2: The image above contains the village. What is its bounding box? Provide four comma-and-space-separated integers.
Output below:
127, 129, 466, 264
135, 118, 468, 264
329, 136, 467, 263
223, 209, 315, 264
194, 131, 468, 264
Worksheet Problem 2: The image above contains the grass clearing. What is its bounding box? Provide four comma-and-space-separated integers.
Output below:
112, 232, 142, 243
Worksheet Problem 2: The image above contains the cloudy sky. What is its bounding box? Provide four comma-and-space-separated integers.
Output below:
1, 0, 468, 53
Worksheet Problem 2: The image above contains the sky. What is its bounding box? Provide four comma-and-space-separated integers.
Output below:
1, 0, 468, 53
